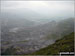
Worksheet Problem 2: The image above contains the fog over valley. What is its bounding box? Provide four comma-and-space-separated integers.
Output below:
1, 1, 74, 55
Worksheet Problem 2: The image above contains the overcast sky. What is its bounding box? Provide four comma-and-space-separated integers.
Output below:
1, 1, 74, 20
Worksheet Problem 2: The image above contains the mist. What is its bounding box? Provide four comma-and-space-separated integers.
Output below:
1, 1, 74, 55
1, 1, 74, 22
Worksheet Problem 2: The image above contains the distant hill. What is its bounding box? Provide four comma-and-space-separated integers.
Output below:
41, 18, 74, 41
56, 18, 74, 36
1, 18, 36, 34
32, 32, 74, 55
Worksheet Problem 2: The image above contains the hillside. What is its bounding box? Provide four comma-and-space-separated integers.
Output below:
1, 18, 74, 55
56, 18, 74, 36
32, 32, 74, 55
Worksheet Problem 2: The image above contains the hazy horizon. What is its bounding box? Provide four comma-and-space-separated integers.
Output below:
1, 1, 74, 21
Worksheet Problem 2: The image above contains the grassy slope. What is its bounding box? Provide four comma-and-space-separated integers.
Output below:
31, 32, 74, 55
1, 32, 74, 55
